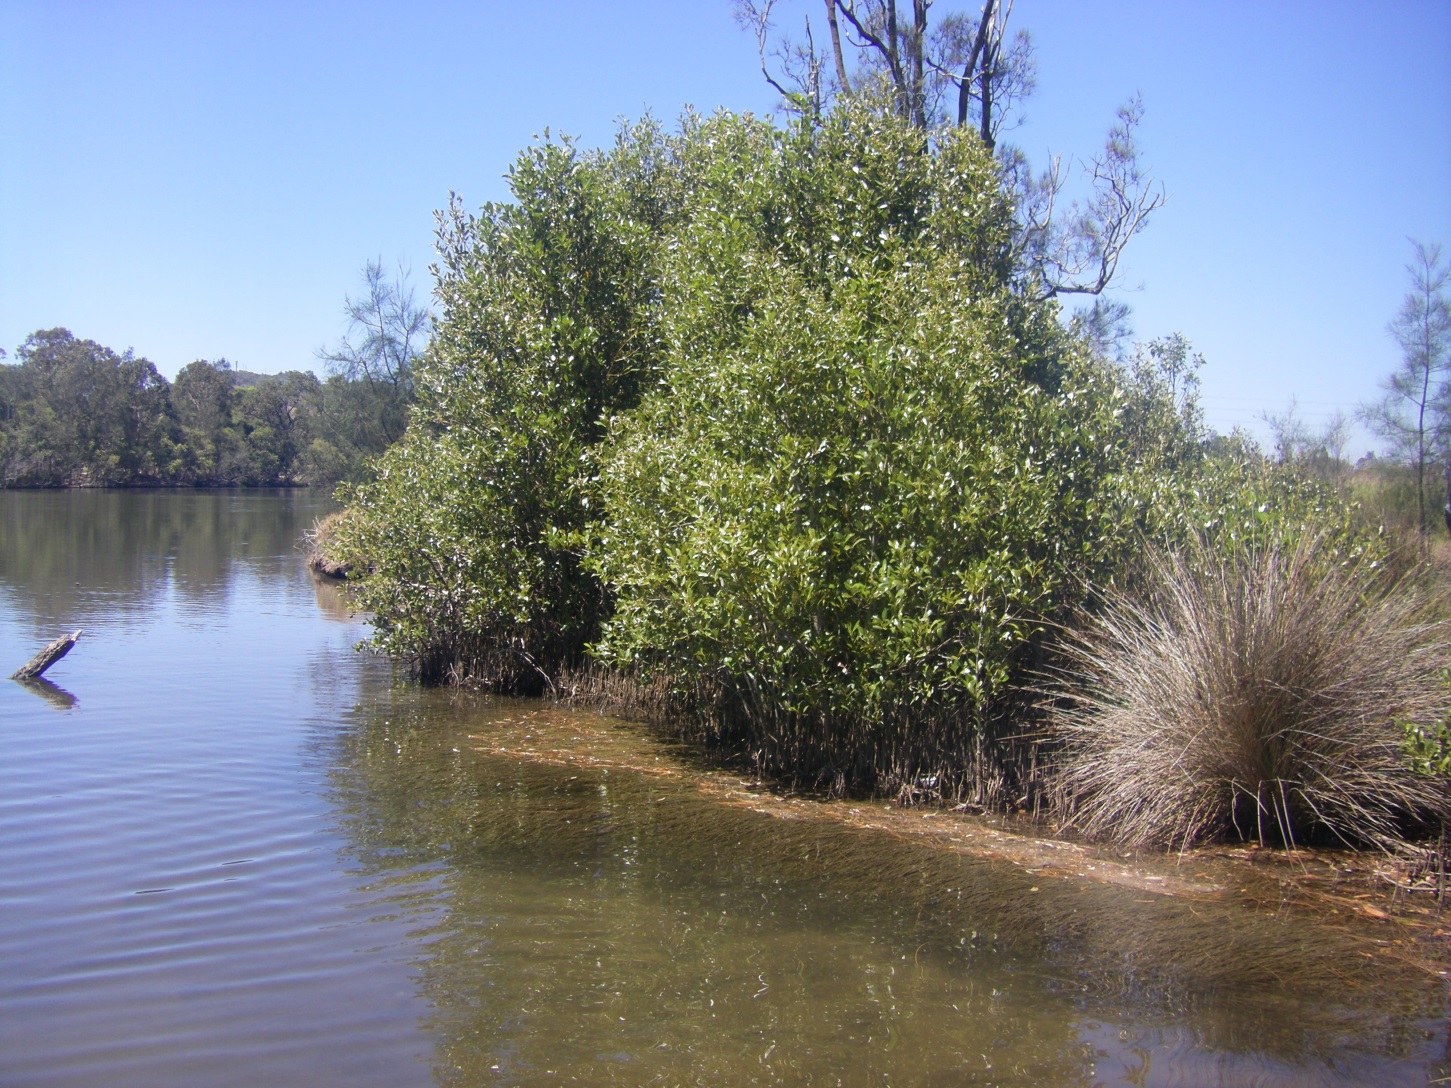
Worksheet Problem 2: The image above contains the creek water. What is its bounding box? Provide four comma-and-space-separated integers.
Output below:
0, 489, 1446, 1087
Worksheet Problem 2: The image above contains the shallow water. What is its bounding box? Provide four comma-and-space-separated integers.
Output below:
0, 490, 1446, 1087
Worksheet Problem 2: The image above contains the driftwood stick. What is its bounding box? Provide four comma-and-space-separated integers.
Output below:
12, 630, 82, 680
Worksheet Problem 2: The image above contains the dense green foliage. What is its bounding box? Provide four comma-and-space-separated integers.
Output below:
0, 329, 181, 486
585, 105, 1363, 795
334, 122, 679, 684
0, 329, 410, 487
1404, 716, 1451, 780
335, 101, 1372, 798
1403, 672, 1451, 781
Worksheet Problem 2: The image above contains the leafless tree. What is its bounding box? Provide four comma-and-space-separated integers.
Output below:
1009, 95, 1165, 298
735, 0, 1031, 142
732, 1, 1163, 300
740, 1, 825, 119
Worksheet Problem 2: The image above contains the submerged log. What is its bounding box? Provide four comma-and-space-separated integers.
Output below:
12, 630, 82, 680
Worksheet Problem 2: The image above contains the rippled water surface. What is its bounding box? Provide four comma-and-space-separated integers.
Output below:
0, 490, 1447, 1087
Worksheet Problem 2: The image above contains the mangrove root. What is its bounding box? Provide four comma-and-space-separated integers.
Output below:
12, 630, 82, 680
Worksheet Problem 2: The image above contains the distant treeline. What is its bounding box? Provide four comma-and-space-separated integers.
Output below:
0, 328, 410, 487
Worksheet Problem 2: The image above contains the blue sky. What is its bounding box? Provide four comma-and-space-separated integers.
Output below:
2, 1, 1447, 455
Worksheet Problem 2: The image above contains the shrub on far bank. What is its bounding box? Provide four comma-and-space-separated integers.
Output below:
1048, 532, 1450, 850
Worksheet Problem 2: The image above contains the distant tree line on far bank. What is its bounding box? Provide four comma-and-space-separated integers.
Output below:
0, 263, 427, 489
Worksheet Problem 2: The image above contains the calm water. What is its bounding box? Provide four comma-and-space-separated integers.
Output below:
0, 490, 1447, 1087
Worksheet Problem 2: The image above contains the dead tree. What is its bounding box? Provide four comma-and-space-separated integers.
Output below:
12, 630, 81, 681
734, 1, 1164, 300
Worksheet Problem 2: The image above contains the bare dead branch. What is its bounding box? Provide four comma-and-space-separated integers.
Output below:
737, 0, 823, 118
834, 1, 909, 117
957, 0, 996, 127
1030, 97, 1165, 298
825, 0, 852, 93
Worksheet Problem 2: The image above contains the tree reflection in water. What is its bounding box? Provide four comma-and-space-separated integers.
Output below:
0, 489, 325, 629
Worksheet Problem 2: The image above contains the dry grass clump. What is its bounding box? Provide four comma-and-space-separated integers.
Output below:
1048, 533, 1450, 850
304, 509, 355, 578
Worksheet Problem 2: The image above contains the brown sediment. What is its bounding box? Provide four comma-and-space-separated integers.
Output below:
459, 702, 1451, 983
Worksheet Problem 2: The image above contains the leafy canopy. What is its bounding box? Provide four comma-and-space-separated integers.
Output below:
336, 99, 1364, 795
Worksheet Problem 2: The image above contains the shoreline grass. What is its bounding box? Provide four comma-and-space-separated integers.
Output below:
1046, 533, 1451, 851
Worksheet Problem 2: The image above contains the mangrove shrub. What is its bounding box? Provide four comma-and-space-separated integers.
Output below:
585, 104, 1260, 797
334, 121, 682, 685
339, 100, 1362, 799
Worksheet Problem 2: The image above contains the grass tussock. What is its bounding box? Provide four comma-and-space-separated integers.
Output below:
304, 509, 355, 579
1048, 533, 1451, 851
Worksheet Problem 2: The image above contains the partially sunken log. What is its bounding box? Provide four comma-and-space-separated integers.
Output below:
12, 630, 82, 681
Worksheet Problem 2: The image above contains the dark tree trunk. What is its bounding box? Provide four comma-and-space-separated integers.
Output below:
979, 34, 995, 151
957, 0, 996, 130
911, 0, 928, 128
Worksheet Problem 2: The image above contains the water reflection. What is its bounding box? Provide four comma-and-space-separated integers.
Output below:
0, 488, 328, 628
14, 674, 77, 709
310, 572, 361, 623
0, 489, 436, 1088
325, 692, 1451, 1087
